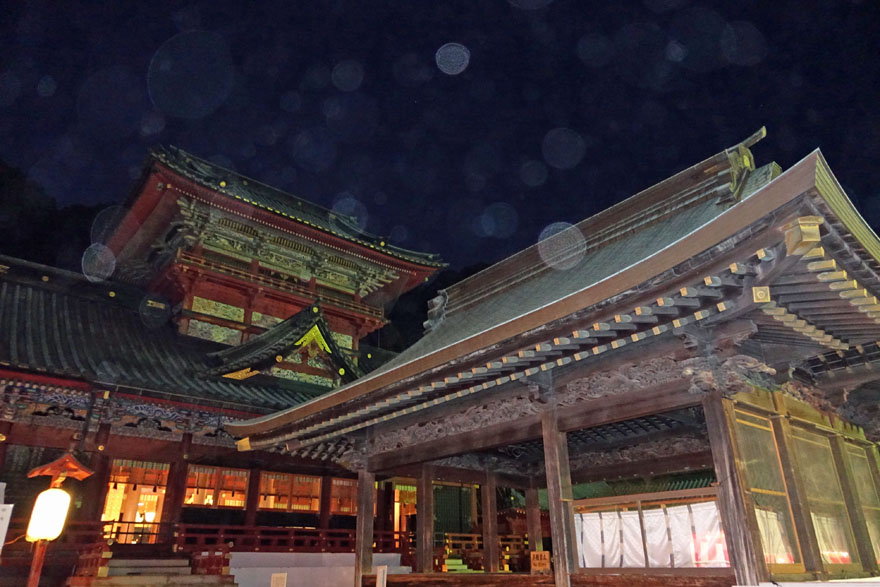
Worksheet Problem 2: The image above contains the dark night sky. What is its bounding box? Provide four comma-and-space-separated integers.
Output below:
1, 0, 879, 271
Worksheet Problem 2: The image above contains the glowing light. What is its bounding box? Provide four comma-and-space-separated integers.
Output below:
26, 488, 71, 542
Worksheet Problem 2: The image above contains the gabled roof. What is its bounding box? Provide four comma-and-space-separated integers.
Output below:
201, 303, 363, 383
0, 256, 341, 413
228, 129, 880, 452
228, 129, 775, 439
152, 145, 445, 268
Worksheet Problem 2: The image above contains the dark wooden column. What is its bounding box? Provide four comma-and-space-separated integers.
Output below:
541, 409, 575, 587
702, 392, 767, 585
482, 471, 500, 572
353, 469, 376, 587
161, 432, 191, 526
244, 469, 261, 526
830, 436, 878, 572
526, 481, 543, 552
81, 453, 111, 521
0, 421, 11, 472
415, 464, 435, 573
320, 475, 334, 529
375, 481, 393, 533
770, 416, 823, 574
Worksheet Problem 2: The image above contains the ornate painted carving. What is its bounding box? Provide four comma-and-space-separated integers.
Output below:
187, 319, 243, 345
368, 391, 542, 455
191, 296, 245, 322
336, 441, 367, 471
567, 432, 709, 471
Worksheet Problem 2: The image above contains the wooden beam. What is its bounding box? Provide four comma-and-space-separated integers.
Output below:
829, 436, 878, 573
702, 393, 767, 585
368, 382, 701, 474
526, 480, 543, 552
416, 465, 435, 574
541, 408, 574, 587
354, 469, 376, 587
482, 471, 500, 573
569, 450, 714, 485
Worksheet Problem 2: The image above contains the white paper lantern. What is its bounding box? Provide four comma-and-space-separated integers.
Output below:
26, 488, 70, 542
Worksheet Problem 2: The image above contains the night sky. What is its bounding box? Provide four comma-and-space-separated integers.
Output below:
1, 0, 879, 272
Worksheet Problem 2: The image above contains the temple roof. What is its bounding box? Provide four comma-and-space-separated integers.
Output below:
228, 129, 880, 453
202, 303, 363, 383
0, 255, 345, 413
152, 145, 446, 269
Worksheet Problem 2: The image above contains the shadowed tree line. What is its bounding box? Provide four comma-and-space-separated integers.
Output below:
0, 160, 107, 271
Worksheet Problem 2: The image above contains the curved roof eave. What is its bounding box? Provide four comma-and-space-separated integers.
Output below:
228, 149, 840, 439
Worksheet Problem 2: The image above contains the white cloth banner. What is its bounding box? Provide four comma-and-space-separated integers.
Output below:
643, 508, 672, 567
575, 501, 728, 569
0, 504, 13, 556
620, 510, 646, 567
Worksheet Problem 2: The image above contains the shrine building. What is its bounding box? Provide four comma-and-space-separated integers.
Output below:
232, 128, 880, 587
0, 146, 444, 585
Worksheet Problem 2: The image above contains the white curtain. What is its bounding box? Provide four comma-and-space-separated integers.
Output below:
575, 501, 729, 569
643, 509, 672, 567
691, 502, 728, 567
621, 510, 646, 567
576, 512, 603, 568
755, 508, 794, 565
602, 511, 622, 567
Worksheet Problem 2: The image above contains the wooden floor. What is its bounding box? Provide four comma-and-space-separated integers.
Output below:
362, 572, 735, 587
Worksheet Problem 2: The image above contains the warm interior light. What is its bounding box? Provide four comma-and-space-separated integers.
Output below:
26, 488, 71, 542
144, 511, 156, 523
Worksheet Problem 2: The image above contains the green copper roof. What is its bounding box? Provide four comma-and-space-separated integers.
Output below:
0, 255, 338, 413
203, 303, 363, 383
153, 145, 445, 268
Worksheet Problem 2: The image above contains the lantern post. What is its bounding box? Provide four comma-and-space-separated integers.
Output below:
24, 453, 93, 587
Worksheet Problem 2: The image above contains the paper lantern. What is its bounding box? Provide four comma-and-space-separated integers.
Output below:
26, 488, 71, 542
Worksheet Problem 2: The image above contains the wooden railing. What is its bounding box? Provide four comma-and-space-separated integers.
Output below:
2, 518, 525, 574
439, 532, 529, 572
173, 524, 413, 557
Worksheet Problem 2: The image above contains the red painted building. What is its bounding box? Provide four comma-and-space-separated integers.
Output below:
0, 147, 444, 584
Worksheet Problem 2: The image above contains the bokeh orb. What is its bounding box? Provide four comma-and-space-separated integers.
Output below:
331, 59, 365, 92
538, 222, 586, 271
542, 128, 586, 170
148, 31, 234, 119
519, 160, 548, 187
435, 43, 471, 75
81, 243, 116, 283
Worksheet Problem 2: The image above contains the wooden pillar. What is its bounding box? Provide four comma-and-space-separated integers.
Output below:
770, 416, 823, 574
375, 481, 393, 533
81, 454, 111, 521
541, 409, 575, 587
526, 481, 543, 552
702, 392, 767, 585
244, 469, 261, 526
830, 436, 878, 572
320, 475, 334, 529
0, 421, 11, 473
482, 471, 500, 573
353, 469, 376, 587
161, 433, 191, 526
415, 464, 434, 573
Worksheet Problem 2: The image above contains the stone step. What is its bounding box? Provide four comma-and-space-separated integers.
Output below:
108, 566, 192, 576
86, 576, 236, 586
108, 558, 191, 567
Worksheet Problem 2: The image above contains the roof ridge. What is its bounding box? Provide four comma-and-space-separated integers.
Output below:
152, 145, 446, 267
442, 129, 766, 317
